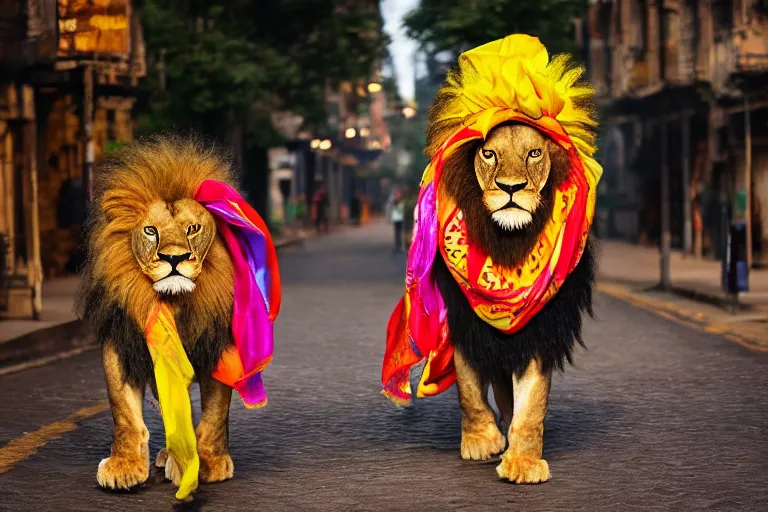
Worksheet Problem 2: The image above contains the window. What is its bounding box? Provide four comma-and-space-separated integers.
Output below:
106, 109, 116, 141
628, 0, 648, 56
712, 0, 733, 35
679, 0, 699, 80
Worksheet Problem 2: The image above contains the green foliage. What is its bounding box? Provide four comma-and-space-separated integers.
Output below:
137, 0, 388, 137
404, 0, 587, 58
104, 140, 126, 154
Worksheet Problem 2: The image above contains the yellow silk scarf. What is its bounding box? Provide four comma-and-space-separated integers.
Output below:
146, 303, 199, 500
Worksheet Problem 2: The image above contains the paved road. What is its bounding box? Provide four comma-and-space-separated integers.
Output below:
1, 223, 767, 511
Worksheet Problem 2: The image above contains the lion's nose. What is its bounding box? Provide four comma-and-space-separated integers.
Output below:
158, 252, 191, 268
495, 180, 527, 195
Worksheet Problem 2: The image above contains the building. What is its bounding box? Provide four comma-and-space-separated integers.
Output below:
1, 0, 145, 319
583, 0, 768, 265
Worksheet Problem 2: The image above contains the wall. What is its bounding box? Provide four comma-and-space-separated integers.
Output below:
38, 94, 82, 276
752, 145, 768, 259
37, 94, 134, 276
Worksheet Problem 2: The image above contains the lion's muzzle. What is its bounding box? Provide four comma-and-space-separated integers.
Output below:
153, 252, 197, 294
153, 275, 196, 295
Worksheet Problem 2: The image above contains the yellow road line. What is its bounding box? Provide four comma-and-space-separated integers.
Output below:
596, 282, 768, 354
0, 401, 110, 474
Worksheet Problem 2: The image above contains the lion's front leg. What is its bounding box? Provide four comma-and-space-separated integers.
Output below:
196, 372, 233, 483
496, 357, 551, 484
97, 343, 150, 490
455, 350, 506, 461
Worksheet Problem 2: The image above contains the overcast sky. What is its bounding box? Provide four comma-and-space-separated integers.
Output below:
380, 0, 420, 102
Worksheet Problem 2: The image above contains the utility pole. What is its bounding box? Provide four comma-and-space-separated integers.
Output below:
660, 113, 671, 290
744, 91, 752, 268
681, 112, 692, 255
82, 64, 94, 203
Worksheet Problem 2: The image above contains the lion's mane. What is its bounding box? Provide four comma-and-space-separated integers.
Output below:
75, 135, 238, 387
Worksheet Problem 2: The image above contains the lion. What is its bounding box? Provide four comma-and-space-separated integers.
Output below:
75, 135, 251, 492
433, 123, 596, 483
381, 35, 601, 485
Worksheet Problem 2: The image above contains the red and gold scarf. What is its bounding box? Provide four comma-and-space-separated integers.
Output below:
381, 35, 602, 405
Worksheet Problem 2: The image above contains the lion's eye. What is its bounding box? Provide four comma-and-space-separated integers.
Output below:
528, 148, 542, 159
187, 224, 202, 236
481, 149, 496, 162
143, 226, 158, 237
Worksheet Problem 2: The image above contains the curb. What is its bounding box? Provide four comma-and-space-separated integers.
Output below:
274, 237, 304, 250
596, 281, 768, 354
0, 320, 96, 373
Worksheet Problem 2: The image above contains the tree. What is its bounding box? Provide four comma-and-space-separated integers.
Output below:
403, 0, 587, 60
135, 0, 388, 217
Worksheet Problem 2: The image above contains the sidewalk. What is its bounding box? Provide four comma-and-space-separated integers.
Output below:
597, 240, 768, 351
597, 240, 768, 307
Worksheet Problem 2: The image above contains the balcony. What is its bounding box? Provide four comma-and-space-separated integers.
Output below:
737, 53, 768, 72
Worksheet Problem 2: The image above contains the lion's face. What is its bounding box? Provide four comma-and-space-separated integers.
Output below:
474, 124, 553, 231
131, 199, 216, 295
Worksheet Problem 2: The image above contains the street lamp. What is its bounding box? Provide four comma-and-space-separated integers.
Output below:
319, 139, 332, 150
311, 138, 321, 149
367, 82, 382, 93
402, 105, 416, 119
345, 128, 357, 139
360, 127, 370, 137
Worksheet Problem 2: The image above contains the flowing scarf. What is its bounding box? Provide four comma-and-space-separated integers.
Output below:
381, 35, 603, 406
145, 179, 281, 499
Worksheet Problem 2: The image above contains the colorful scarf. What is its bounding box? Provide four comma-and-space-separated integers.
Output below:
145, 179, 281, 499
146, 303, 200, 500
381, 35, 603, 406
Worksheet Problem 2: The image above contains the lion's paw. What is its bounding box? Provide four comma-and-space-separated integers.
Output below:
97, 455, 149, 490
200, 453, 234, 483
461, 423, 506, 461
155, 448, 168, 468
496, 453, 550, 484
163, 455, 183, 486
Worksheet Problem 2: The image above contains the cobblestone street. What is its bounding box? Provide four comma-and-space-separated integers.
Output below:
0, 223, 767, 511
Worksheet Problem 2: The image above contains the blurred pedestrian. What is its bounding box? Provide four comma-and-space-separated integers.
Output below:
295, 194, 306, 227
350, 194, 362, 225
389, 188, 405, 253
313, 184, 329, 233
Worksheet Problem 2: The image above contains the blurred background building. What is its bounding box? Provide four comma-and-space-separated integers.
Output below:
1, 0, 145, 318
583, 0, 768, 266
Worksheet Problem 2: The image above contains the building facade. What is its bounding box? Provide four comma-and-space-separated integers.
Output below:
1, 0, 145, 318
584, 0, 768, 264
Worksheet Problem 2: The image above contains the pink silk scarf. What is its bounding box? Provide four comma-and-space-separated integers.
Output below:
194, 180, 281, 407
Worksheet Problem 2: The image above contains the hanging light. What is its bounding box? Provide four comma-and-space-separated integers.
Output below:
319, 139, 332, 150
367, 82, 382, 93
360, 127, 370, 137
310, 139, 321, 149
345, 128, 357, 139
402, 106, 416, 119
